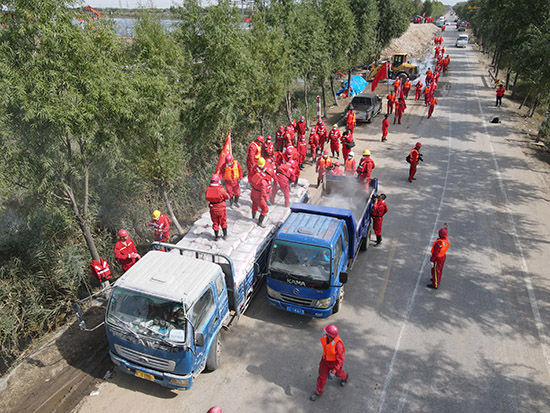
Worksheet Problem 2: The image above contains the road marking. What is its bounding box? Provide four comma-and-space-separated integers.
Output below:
376, 238, 398, 309
377, 73, 454, 413
396, 384, 409, 413
466, 53, 550, 374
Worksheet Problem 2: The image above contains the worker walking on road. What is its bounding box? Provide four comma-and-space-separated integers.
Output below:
297, 116, 307, 140
394, 98, 406, 124
315, 119, 328, 153
149, 210, 171, 243
381, 114, 390, 142
427, 96, 438, 119
387, 91, 396, 114
356, 149, 375, 191
115, 229, 140, 272
308, 129, 319, 162
496, 85, 505, 107
407, 142, 423, 182
310, 324, 348, 401
415, 80, 423, 100
371, 194, 388, 246
250, 157, 270, 227
220, 154, 242, 207
341, 130, 354, 161
403, 78, 411, 98
205, 174, 230, 241
346, 107, 356, 133
429, 225, 450, 289
316, 151, 332, 188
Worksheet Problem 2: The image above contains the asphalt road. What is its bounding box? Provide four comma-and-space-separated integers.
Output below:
76, 26, 550, 413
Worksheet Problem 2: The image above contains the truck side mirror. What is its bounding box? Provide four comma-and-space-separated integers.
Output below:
339, 272, 348, 284
194, 332, 205, 347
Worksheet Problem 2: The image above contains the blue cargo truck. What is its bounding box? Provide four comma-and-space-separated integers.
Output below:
266, 175, 378, 318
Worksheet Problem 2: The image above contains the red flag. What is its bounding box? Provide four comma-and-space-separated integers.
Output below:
422, 12, 425, 17
214, 131, 232, 174
245, 16, 251, 24
371, 62, 389, 91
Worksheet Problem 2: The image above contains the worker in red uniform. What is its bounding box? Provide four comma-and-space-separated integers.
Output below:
429, 225, 450, 289
434, 45, 441, 59
424, 84, 432, 106
285, 124, 295, 146
220, 154, 242, 207
115, 229, 140, 272
381, 114, 390, 142
297, 136, 308, 169
246, 135, 264, 176
205, 174, 230, 241
316, 150, 332, 187
441, 24, 445, 32
297, 116, 307, 140
250, 157, 270, 227
393, 77, 401, 94
315, 119, 328, 153
310, 324, 348, 401
427, 95, 438, 119
270, 161, 295, 207
408, 142, 423, 182
262, 135, 274, 161
371, 194, 388, 246
443, 55, 450, 72
308, 129, 319, 162
496, 85, 505, 107
356, 149, 375, 191
394, 98, 406, 124
425, 68, 433, 84
275, 125, 285, 151
346, 107, 356, 133
149, 210, 170, 243
386, 91, 396, 114
330, 161, 343, 176
328, 125, 341, 158
344, 152, 356, 176
341, 130, 354, 161
403, 78, 411, 98
415, 80, 423, 100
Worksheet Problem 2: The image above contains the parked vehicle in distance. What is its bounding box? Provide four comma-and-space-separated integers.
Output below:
456, 34, 468, 48
346, 93, 382, 123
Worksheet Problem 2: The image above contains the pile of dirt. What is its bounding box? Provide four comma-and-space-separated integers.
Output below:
381, 23, 440, 61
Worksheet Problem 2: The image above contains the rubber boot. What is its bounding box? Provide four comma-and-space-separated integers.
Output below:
252, 211, 256, 220
317, 178, 321, 188
222, 228, 227, 240
214, 230, 219, 241
310, 392, 321, 401
234, 196, 240, 207
258, 214, 266, 227
229, 197, 234, 207
374, 235, 382, 246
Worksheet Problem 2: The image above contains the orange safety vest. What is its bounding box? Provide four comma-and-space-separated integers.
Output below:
344, 158, 355, 172
317, 157, 332, 170
252, 141, 262, 161
321, 335, 346, 362
432, 237, 450, 258
223, 162, 240, 181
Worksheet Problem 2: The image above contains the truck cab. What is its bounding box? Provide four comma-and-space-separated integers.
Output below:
106, 251, 228, 389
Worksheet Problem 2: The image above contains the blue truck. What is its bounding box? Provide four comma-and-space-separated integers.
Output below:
266, 174, 378, 318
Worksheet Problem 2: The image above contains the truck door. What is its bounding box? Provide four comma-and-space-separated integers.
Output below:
191, 286, 217, 370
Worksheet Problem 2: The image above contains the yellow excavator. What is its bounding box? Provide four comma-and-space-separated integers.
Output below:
366, 53, 419, 81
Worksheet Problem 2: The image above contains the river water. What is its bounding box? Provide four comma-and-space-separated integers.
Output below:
110, 17, 180, 36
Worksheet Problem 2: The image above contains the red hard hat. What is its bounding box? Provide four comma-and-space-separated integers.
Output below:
323, 150, 328, 157
211, 174, 221, 183
324, 324, 339, 338
256, 135, 265, 143
207, 407, 222, 413
300, 116, 305, 121
266, 135, 272, 141
225, 154, 233, 163
334, 161, 340, 167
118, 229, 129, 238
278, 125, 284, 130
439, 228, 448, 237
286, 146, 294, 155
415, 142, 422, 148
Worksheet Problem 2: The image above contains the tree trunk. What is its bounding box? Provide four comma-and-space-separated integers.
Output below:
347, 69, 352, 97
536, 110, 549, 143
494, 52, 501, 80
519, 92, 530, 110
259, 116, 264, 136
65, 184, 100, 262
505, 69, 511, 89
321, 83, 327, 118
511, 72, 519, 98
160, 184, 184, 236
491, 49, 497, 65
285, 90, 292, 122
329, 76, 338, 106
528, 95, 540, 117
303, 77, 309, 129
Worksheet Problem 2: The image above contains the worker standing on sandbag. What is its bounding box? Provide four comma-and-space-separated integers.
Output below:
270, 161, 295, 207
205, 174, 230, 241
329, 124, 341, 158
250, 157, 270, 227
297, 136, 308, 169
219, 154, 242, 207
356, 149, 375, 191
297, 116, 307, 141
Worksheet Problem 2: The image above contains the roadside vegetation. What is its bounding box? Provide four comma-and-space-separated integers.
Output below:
0, 0, 424, 372
454, 0, 550, 144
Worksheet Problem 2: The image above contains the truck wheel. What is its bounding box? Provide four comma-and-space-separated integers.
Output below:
206, 334, 221, 371
333, 287, 344, 314
359, 236, 367, 251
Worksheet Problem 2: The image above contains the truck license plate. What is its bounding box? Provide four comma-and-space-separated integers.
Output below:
135, 370, 155, 382
290, 306, 304, 315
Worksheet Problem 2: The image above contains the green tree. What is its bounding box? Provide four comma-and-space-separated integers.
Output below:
376, 0, 411, 48
349, 0, 381, 68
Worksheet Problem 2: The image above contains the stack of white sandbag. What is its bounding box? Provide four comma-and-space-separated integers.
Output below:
175, 177, 309, 286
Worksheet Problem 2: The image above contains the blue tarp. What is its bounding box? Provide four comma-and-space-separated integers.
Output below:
337, 75, 369, 97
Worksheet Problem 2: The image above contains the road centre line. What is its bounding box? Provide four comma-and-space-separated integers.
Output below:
377, 65, 454, 413
465, 53, 550, 375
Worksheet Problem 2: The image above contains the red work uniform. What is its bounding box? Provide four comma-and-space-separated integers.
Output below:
346, 109, 356, 133
263, 139, 274, 161
296, 119, 307, 140
344, 157, 356, 177
275, 127, 285, 152
381, 117, 390, 141
387, 92, 396, 114
393, 78, 401, 93
341, 133, 354, 160
430, 232, 450, 288
315, 123, 328, 152
403, 79, 411, 98
316, 156, 332, 183
220, 160, 242, 199
270, 162, 295, 207
115, 238, 139, 272
426, 70, 433, 84
297, 138, 308, 167
328, 128, 341, 157
250, 167, 270, 217
424, 85, 432, 106
428, 96, 438, 119
356, 155, 375, 190
285, 125, 295, 146
394, 99, 406, 124
371, 198, 388, 237
408, 146, 421, 181
314, 335, 348, 396
435, 46, 441, 59
205, 182, 230, 231
415, 81, 423, 100
149, 215, 170, 242
309, 131, 319, 161
246, 139, 262, 176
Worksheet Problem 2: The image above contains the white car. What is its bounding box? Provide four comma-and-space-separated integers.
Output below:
456, 34, 468, 48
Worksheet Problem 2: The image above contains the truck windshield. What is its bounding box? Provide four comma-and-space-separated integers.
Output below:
107, 287, 186, 343
269, 240, 331, 288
